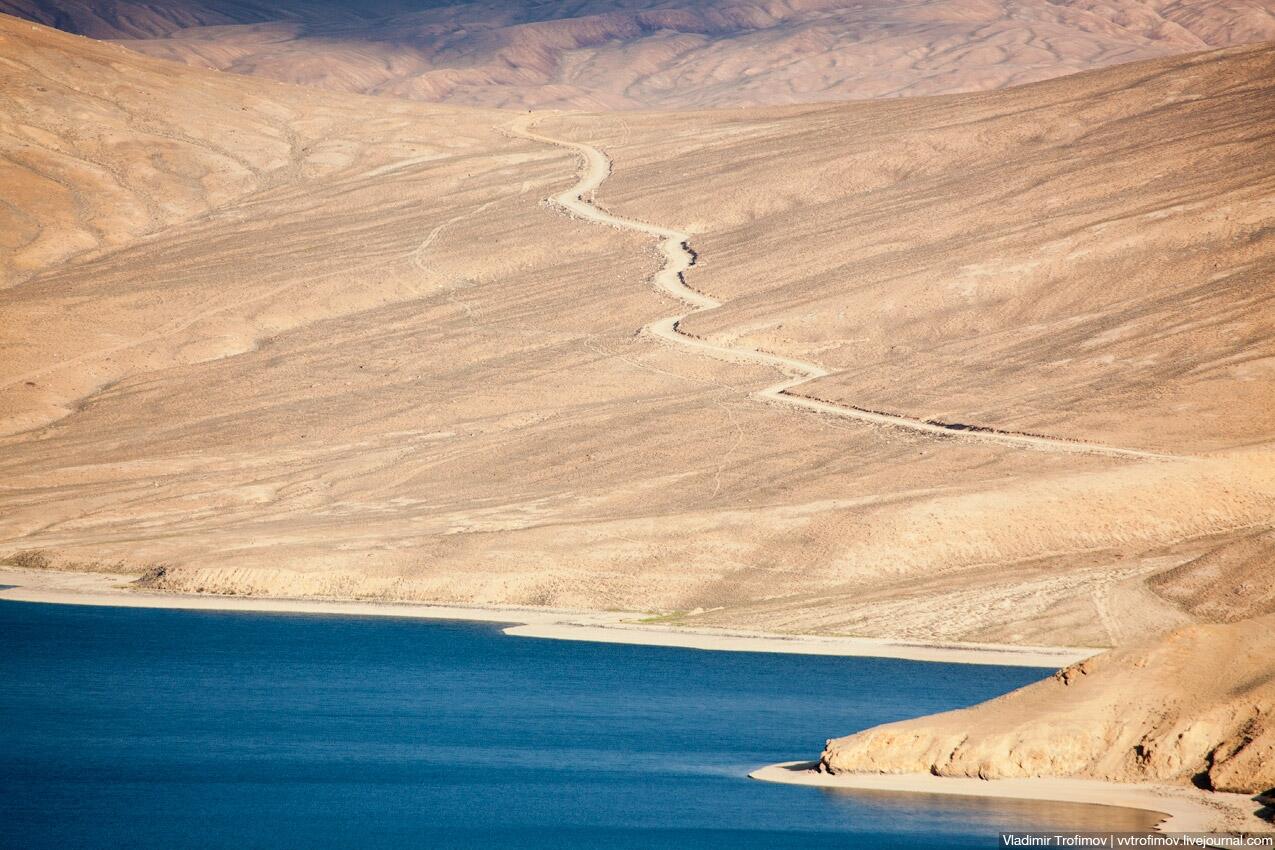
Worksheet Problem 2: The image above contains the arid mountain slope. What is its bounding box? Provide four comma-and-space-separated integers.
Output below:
0, 12, 513, 427
0, 18, 299, 286
0, 18, 1271, 652
522, 45, 1275, 642
5, 0, 1275, 108
543, 44, 1275, 454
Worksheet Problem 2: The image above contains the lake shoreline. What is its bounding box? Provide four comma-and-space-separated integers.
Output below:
0, 589, 1118, 847
748, 762, 1271, 835
0, 567, 1094, 667
13, 566, 1260, 836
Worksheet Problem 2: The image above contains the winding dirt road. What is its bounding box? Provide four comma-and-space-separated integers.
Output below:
509, 116, 1176, 461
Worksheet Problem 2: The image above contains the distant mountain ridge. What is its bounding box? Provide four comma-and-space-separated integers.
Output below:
5, 0, 1275, 108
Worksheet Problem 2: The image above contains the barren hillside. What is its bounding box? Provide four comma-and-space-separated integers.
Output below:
544, 45, 1275, 454
5, 0, 1275, 109
1, 16, 1272, 654
1, 20, 297, 286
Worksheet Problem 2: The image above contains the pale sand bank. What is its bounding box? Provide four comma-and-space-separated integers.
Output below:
0, 568, 1095, 666
749, 762, 1272, 834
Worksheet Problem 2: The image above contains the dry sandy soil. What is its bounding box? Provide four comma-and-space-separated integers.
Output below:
2, 14, 1274, 656
5, 0, 1275, 109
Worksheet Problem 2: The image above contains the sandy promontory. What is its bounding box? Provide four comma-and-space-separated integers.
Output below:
804, 613, 1275, 831
820, 613, 1275, 793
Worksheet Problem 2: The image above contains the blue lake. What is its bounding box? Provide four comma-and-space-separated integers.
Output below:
0, 600, 1153, 848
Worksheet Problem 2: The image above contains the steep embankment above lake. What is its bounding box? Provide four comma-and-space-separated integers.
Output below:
820, 534, 1275, 795
821, 614, 1275, 795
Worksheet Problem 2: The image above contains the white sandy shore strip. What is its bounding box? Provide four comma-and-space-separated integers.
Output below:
0, 568, 1095, 667
750, 762, 1272, 834
499, 623, 1093, 666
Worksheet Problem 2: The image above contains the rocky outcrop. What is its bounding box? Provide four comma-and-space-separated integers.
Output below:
1206, 717, 1275, 795
820, 614, 1275, 795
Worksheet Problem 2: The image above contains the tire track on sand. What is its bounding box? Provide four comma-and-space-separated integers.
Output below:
508, 115, 1176, 462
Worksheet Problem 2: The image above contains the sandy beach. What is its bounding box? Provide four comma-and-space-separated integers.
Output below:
749, 762, 1272, 835
0, 568, 1096, 667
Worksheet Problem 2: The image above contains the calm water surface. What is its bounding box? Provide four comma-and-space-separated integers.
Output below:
0, 600, 1154, 848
